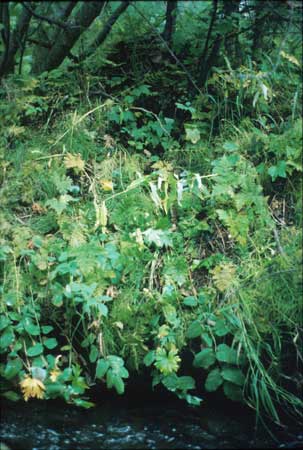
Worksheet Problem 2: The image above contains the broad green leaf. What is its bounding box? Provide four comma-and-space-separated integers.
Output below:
268, 161, 287, 181
3, 359, 23, 379
143, 351, 155, 367
186, 320, 202, 339
43, 338, 58, 350
42, 325, 53, 334
214, 320, 230, 337
0, 316, 11, 331
183, 296, 197, 307
2, 390, 20, 401
113, 374, 124, 394
72, 398, 95, 408
24, 320, 40, 336
205, 368, 223, 392
177, 375, 196, 391
216, 344, 238, 364
26, 343, 43, 357
221, 367, 245, 386
89, 345, 99, 363
0, 328, 15, 350
193, 348, 216, 369
223, 381, 243, 402
96, 358, 110, 378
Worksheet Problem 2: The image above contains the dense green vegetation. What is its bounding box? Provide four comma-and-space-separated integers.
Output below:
0, 1, 302, 425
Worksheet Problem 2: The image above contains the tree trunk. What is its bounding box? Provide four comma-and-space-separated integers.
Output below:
0, 4, 10, 75
0, 4, 34, 78
75, 1, 130, 64
197, 0, 218, 87
223, 0, 241, 63
32, 1, 106, 74
31, 2, 77, 74
162, 1, 178, 46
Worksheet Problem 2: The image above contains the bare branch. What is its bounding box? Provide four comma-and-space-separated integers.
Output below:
32, 2, 106, 74
21, 2, 69, 30
75, 1, 130, 63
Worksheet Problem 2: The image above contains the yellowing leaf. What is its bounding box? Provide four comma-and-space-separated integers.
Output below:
280, 50, 300, 67
100, 179, 114, 191
135, 228, 144, 249
95, 201, 108, 232
64, 153, 85, 171
8, 125, 25, 136
50, 369, 61, 382
20, 375, 45, 401
211, 263, 237, 292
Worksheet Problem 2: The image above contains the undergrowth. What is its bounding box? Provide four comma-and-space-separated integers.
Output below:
0, 52, 302, 426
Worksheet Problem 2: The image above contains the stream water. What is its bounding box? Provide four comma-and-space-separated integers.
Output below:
1, 393, 302, 450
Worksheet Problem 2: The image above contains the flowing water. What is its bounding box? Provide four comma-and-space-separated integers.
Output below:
1, 394, 302, 450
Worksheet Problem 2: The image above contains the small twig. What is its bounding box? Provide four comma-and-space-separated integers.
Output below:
129, 106, 170, 136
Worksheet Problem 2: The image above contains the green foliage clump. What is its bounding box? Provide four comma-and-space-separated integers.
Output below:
0, 1, 302, 425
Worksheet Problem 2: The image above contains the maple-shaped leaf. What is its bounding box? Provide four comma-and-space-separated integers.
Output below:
51, 172, 73, 194
268, 161, 287, 181
155, 345, 181, 375
142, 228, 173, 248
46, 195, 73, 215
151, 161, 173, 171
185, 127, 200, 144
64, 153, 85, 172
